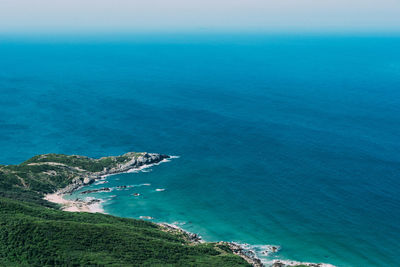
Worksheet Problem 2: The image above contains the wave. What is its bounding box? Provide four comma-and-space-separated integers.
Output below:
232, 242, 336, 267
94, 180, 108, 185
271, 259, 336, 267
126, 156, 176, 173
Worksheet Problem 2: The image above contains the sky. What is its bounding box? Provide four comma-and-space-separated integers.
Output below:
1, 0, 400, 33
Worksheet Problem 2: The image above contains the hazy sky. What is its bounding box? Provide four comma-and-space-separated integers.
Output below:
1, 0, 400, 33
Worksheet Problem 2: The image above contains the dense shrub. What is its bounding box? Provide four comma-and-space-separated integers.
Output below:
0, 154, 249, 266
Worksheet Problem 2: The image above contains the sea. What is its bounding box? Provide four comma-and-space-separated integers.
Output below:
0, 34, 399, 266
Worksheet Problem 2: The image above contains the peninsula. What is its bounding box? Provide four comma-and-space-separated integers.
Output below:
0, 152, 332, 267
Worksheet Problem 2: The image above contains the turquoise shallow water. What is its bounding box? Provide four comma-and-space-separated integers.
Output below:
1, 34, 400, 266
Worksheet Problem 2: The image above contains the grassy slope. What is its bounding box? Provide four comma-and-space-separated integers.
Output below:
0, 153, 140, 207
0, 154, 249, 267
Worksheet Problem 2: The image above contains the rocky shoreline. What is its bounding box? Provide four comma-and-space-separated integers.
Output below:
158, 223, 264, 266
271, 261, 336, 267
45, 152, 170, 213
156, 223, 335, 267
57, 152, 169, 195
227, 242, 264, 267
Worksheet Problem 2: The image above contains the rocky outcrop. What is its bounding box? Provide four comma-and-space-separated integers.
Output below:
159, 223, 204, 243
81, 188, 111, 194
58, 152, 169, 194
158, 224, 263, 267
227, 242, 264, 267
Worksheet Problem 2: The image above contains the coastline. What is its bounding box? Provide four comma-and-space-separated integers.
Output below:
43, 154, 335, 267
44, 153, 175, 213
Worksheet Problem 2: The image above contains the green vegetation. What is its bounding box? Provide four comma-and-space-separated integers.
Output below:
0, 153, 250, 266
0, 153, 140, 206
0, 197, 248, 266
23, 153, 138, 172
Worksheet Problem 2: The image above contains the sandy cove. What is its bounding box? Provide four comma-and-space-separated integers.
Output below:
44, 153, 172, 213
44, 192, 105, 213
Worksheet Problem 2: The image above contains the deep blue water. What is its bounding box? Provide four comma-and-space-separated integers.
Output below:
1, 35, 400, 266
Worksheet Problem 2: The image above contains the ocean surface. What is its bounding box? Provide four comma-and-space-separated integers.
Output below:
1, 34, 399, 266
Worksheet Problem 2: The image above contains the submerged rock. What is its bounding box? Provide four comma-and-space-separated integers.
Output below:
81, 187, 111, 194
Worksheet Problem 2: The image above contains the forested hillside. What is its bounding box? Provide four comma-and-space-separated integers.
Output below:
0, 154, 250, 266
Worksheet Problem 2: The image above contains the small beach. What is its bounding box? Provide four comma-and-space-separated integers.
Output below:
45, 192, 105, 213
44, 154, 174, 214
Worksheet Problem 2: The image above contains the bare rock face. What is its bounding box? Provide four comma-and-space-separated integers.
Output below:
58, 152, 169, 194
